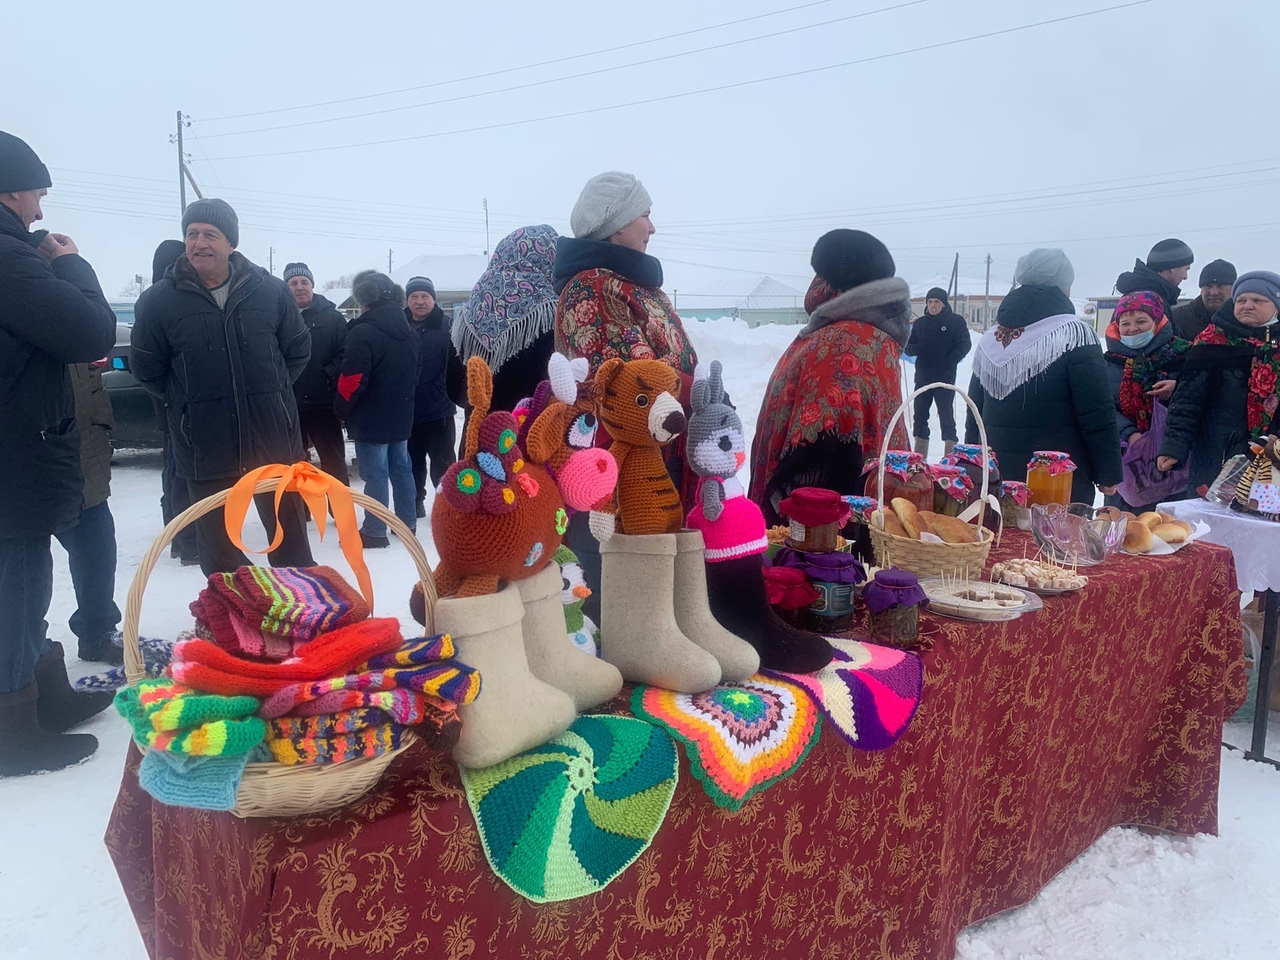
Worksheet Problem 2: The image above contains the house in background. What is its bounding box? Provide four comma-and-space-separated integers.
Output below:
909, 275, 1007, 330
678, 276, 807, 327
327, 254, 490, 318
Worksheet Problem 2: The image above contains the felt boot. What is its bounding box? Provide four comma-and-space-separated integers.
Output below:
436, 583, 575, 768
0, 684, 99, 777
518, 563, 623, 711
672, 530, 759, 682
599, 533, 721, 693
943, 439, 956, 458
913, 437, 929, 457
35, 642, 115, 733
705, 554, 834, 673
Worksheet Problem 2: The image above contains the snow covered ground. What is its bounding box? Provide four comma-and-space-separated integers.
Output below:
1, 317, 1277, 959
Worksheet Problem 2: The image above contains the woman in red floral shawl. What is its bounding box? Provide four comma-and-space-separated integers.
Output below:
748, 229, 911, 526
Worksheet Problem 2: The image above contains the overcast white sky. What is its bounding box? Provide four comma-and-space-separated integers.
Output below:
7, 0, 1276, 301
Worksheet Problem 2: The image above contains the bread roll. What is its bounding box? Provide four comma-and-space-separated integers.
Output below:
1158, 512, 1176, 524
891, 498, 925, 539
926, 513, 981, 544
874, 509, 910, 539
1153, 522, 1188, 544
1124, 522, 1153, 553
1096, 506, 1122, 521
1137, 512, 1163, 530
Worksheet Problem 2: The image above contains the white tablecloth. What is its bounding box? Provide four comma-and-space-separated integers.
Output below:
1158, 498, 1280, 594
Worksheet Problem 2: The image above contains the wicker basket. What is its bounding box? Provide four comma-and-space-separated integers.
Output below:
121, 474, 440, 818
869, 382, 995, 580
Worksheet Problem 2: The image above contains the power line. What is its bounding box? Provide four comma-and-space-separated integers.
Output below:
197, 1, 929, 140
200, 1, 1157, 161
194, 0, 840, 123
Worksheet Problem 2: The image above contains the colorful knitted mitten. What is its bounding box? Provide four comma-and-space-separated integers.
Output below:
170, 618, 406, 698
258, 657, 479, 716
267, 722, 406, 765
75, 636, 175, 693
114, 680, 265, 757
287, 688, 431, 724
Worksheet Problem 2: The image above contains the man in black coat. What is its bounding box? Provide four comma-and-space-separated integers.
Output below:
284, 262, 349, 485
0, 132, 118, 777
403, 276, 457, 516
904, 287, 972, 457
131, 199, 315, 576
1170, 259, 1236, 342
1115, 238, 1194, 316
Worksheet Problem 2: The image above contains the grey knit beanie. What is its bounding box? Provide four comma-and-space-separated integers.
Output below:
1014, 248, 1075, 294
0, 131, 51, 193
1146, 238, 1194, 272
570, 171, 652, 241
1232, 270, 1280, 313
182, 198, 239, 248
283, 262, 313, 283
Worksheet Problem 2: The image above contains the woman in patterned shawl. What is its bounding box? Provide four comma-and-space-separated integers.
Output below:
748, 229, 911, 526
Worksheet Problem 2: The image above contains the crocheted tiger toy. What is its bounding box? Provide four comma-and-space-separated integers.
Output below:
1234, 435, 1280, 522
593, 358, 687, 537
431, 357, 568, 597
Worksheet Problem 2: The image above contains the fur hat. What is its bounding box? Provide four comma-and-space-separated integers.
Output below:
1146, 238, 1194, 272
151, 239, 186, 284
570, 172, 652, 241
0, 131, 51, 194
1232, 270, 1280, 313
1198, 259, 1237, 288
405, 276, 436, 299
810, 229, 896, 292
1014, 248, 1074, 294
181, 198, 239, 248
352, 270, 404, 310
283, 262, 313, 284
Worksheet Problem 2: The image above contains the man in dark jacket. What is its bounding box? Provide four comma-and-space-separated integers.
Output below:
1115, 238, 1194, 316
0, 131, 118, 777
1170, 259, 1236, 342
335, 272, 420, 548
131, 199, 315, 576
284, 262, 349, 485
904, 287, 972, 457
404, 276, 457, 516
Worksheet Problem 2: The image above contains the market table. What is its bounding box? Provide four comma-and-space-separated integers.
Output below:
1160, 498, 1280, 768
105, 531, 1246, 960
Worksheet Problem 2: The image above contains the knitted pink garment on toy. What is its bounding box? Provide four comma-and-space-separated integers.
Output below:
686, 477, 769, 562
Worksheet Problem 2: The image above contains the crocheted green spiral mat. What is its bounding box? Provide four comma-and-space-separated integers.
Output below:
459, 714, 678, 903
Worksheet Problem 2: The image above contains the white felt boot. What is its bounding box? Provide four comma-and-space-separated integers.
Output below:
672, 530, 760, 682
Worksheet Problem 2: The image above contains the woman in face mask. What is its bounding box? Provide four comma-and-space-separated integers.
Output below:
1159, 270, 1280, 496
1102, 291, 1191, 511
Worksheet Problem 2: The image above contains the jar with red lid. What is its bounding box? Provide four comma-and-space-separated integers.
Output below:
778, 487, 852, 552
1000, 481, 1032, 530
864, 451, 932, 513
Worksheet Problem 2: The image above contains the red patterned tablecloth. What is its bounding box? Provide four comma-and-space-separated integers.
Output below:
106, 533, 1247, 960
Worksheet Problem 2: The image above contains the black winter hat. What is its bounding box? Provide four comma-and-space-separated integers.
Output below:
283, 262, 313, 283
1198, 258, 1237, 288
353, 270, 404, 310
925, 286, 950, 306
181, 198, 239, 248
405, 276, 436, 299
811, 229, 895, 292
0, 131, 52, 193
1146, 238, 1193, 272
151, 239, 186, 284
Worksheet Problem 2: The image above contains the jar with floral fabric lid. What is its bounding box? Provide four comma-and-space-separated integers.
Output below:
1026, 451, 1077, 507
1000, 481, 1032, 530
862, 568, 928, 649
940, 444, 1001, 532
864, 451, 932, 513
930, 465, 974, 518
841, 495, 879, 563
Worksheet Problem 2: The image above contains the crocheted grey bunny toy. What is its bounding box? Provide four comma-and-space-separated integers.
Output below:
688, 361, 746, 522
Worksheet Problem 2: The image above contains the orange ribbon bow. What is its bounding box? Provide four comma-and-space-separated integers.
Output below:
223, 462, 375, 611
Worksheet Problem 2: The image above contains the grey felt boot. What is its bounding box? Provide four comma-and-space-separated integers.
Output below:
436, 584, 576, 769
599, 533, 722, 693
518, 563, 623, 711
672, 530, 759, 682
0, 684, 99, 777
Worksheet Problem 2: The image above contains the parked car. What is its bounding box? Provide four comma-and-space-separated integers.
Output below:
104, 300, 164, 448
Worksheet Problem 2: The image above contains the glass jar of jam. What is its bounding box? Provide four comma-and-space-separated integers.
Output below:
862, 568, 928, 650
1026, 451, 1077, 506
1000, 481, 1032, 530
865, 451, 932, 512
931, 464, 973, 517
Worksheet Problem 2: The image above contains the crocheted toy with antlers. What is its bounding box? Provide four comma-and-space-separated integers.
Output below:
430, 357, 568, 597
520, 353, 618, 512
592, 358, 688, 537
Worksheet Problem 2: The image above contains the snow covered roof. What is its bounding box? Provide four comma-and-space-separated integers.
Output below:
322, 288, 352, 308
391, 254, 489, 294
681, 276, 806, 311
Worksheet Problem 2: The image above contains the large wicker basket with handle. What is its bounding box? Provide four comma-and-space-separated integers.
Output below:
122, 468, 439, 818
869, 382, 996, 580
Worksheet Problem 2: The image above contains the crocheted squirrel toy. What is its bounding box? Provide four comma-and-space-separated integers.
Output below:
521, 353, 619, 513
591, 358, 688, 539
430, 357, 568, 598
685, 360, 833, 673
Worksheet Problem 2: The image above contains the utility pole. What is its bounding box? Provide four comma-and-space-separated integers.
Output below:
387, 248, 393, 273
171, 110, 192, 216
948, 252, 959, 302
482, 198, 490, 258
983, 253, 993, 330
268, 247, 274, 274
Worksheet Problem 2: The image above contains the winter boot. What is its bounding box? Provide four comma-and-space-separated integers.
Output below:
704, 554, 834, 674
0, 684, 99, 777
943, 439, 956, 458
436, 583, 576, 768
599, 533, 722, 693
913, 437, 929, 457
35, 642, 115, 733
517, 563, 623, 711
672, 530, 759, 682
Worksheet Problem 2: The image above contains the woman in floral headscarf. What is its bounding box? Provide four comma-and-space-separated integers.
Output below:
1159, 270, 1280, 496
748, 229, 911, 526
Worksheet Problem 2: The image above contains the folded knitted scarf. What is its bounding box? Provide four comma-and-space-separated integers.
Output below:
231, 565, 370, 641
114, 679, 265, 756
258, 656, 479, 717
138, 749, 254, 811
170, 618, 405, 698
267, 722, 406, 766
